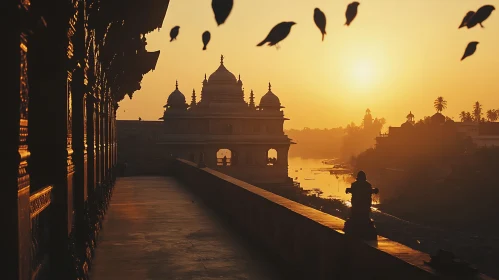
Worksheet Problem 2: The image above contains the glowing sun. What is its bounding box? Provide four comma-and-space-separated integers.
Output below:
351, 60, 375, 87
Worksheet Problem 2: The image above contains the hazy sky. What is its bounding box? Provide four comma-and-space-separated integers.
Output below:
116, 0, 499, 129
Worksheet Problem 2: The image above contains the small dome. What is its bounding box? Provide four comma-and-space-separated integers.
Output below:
165, 81, 187, 109
431, 112, 445, 124
259, 83, 282, 109
208, 55, 237, 83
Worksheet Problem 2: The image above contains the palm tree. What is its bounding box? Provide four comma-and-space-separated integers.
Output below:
433, 96, 447, 113
473, 101, 482, 122
459, 111, 467, 122
465, 112, 472, 122
486, 109, 498, 122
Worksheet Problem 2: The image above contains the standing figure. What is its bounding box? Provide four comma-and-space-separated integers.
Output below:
344, 171, 379, 240
222, 155, 227, 166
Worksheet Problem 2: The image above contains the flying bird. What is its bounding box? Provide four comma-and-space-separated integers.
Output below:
466, 5, 495, 28
202, 31, 211, 50
461, 41, 479, 61
202, 30, 211, 51
458, 11, 475, 29
345, 2, 360, 26
314, 8, 327, 41
212, 0, 233, 25
257, 21, 296, 48
170, 26, 180, 42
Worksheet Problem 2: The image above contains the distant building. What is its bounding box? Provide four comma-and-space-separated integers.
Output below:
375, 112, 499, 164
117, 55, 295, 189
375, 112, 470, 164
456, 122, 499, 147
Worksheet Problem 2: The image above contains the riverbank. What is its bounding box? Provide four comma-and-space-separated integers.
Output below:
285, 157, 499, 278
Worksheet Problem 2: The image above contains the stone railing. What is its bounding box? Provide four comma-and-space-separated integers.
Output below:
173, 159, 494, 280
30, 185, 53, 280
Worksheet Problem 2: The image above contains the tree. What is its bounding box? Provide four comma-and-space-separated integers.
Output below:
459, 111, 467, 122
486, 109, 498, 122
466, 112, 472, 122
433, 96, 447, 113
473, 101, 482, 122
459, 111, 473, 122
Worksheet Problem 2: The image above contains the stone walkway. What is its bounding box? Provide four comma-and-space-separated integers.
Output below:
89, 176, 281, 280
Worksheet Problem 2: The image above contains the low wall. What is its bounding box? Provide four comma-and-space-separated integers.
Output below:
173, 159, 493, 280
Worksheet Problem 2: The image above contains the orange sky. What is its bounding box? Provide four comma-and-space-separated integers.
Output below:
116, 0, 499, 129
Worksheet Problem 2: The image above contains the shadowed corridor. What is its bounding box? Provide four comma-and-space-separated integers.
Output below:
89, 176, 281, 280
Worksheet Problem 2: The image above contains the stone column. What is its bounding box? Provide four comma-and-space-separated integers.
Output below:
110, 103, 117, 177
72, 0, 88, 238
99, 92, 105, 185
5, 3, 32, 278
27, 1, 76, 276
95, 92, 101, 186
104, 94, 110, 180
86, 94, 96, 196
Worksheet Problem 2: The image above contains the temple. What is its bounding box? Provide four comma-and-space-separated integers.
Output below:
118, 55, 295, 189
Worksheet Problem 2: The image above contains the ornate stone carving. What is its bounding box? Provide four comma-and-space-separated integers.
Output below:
29, 186, 53, 219
19, 34, 30, 191
67, 74, 73, 134
83, 95, 87, 145
20, 35, 29, 121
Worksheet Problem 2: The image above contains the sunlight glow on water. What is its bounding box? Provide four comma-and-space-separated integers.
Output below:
289, 157, 381, 206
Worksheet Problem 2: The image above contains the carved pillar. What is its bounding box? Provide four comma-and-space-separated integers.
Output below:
26, 1, 76, 276
95, 93, 101, 186
72, 0, 88, 261
109, 102, 114, 177
99, 93, 106, 184
103, 94, 109, 181
86, 94, 96, 196
108, 99, 112, 177
5, 3, 32, 278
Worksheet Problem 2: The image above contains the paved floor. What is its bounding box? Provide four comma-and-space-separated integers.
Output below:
89, 176, 281, 280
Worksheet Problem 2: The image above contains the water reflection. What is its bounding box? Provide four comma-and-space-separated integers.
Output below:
289, 157, 380, 206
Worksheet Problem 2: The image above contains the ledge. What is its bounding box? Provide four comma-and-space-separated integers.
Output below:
174, 158, 494, 280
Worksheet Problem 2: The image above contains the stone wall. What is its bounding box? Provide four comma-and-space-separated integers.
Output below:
173, 159, 493, 280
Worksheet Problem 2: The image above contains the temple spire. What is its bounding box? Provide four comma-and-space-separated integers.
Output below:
190, 89, 197, 107
175, 80, 178, 90
249, 89, 255, 108
220, 54, 224, 65
268, 82, 272, 91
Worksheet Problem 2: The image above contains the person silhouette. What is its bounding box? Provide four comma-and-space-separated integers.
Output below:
344, 170, 379, 240
222, 155, 227, 166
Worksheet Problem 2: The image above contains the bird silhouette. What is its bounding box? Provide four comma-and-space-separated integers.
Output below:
257, 21, 296, 48
459, 11, 475, 28
345, 2, 360, 26
212, 0, 233, 25
314, 8, 327, 41
202, 31, 211, 50
461, 41, 479, 61
170, 26, 180, 42
466, 5, 495, 28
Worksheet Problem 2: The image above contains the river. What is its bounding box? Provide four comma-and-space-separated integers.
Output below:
288, 157, 498, 278
288, 157, 380, 205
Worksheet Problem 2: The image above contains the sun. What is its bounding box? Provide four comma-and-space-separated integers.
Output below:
350, 59, 376, 88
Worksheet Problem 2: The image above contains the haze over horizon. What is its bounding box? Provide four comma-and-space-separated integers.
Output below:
116, 0, 499, 129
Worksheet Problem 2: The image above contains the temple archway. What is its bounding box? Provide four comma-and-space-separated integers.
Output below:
216, 149, 232, 166
267, 148, 278, 165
